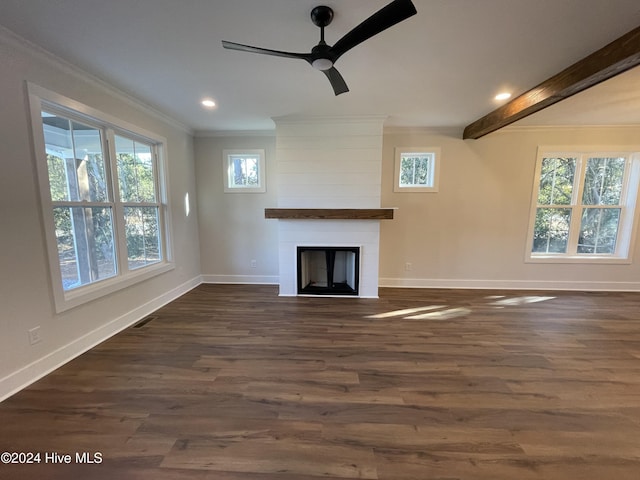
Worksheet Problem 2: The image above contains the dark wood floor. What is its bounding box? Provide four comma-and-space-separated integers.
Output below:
2, 284, 640, 479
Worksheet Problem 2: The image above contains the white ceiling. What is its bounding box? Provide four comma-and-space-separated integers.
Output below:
1, 0, 639, 134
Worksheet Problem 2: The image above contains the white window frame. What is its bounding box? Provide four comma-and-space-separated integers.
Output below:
525, 146, 640, 264
393, 147, 440, 193
223, 149, 266, 193
28, 83, 174, 312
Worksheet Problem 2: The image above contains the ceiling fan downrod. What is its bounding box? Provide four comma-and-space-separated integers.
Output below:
310, 6, 334, 70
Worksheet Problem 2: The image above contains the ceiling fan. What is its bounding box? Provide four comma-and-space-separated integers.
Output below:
222, 0, 417, 95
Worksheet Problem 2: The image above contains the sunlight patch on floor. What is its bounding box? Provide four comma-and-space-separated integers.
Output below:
487, 296, 556, 306
366, 305, 446, 319
405, 307, 472, 320
366, 295, 557, 320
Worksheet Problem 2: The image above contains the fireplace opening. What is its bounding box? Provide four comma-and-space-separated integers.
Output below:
297, 246, 360, 296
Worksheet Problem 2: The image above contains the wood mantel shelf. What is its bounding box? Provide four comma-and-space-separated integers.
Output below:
265, 208, 394, 220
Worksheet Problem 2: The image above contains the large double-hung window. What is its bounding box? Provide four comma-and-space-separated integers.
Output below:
29, 85, 172, 312
526, 147, 640, 263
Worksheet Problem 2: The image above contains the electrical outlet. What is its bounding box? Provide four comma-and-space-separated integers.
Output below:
28, 326, 42, 345
405, 262, 412, 271
250, 259, 257, 268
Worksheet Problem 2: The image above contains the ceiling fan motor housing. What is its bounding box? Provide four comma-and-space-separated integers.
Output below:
310, 6, 334, 28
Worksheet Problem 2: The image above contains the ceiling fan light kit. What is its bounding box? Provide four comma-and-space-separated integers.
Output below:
222, 0, 417, 95
311, 58, 333, 71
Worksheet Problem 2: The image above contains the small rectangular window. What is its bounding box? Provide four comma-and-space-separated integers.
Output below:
526, 147, 640, 263
394, 147, 440, 192
223, 149, 265, 193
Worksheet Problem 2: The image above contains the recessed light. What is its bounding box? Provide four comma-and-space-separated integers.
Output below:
201, 98, 216, 108
495, 92, 512, 101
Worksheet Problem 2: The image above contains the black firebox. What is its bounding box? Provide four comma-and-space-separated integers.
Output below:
297, 246, 360, 296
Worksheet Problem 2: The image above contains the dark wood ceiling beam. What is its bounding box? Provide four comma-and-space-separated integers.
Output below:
463, 25, 640, 140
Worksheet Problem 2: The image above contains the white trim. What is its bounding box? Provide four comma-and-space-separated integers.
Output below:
383, 126, 463, 136
394, 147, 440, 193
30, 83, 167, 142
60, 263, 175, 312
501, 125, 640, 134
0, 276, 202, 402
379, 277, 640, 292
293, 294, 379, 299
222, 149, 266, 193
194, 130, 275, 138
0, 25, 192, 134
525, 255, 633, 265
272, 114, 387, 126
201, 274, 279, 284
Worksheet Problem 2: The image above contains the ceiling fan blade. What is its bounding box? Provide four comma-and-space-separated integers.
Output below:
322, 67, 349, 96
330, 0, 417, 60
222, 40, 311, 61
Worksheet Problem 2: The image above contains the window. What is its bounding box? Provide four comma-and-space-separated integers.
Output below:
526, 147, 640, 263
29, 84, 172, 312
394, 147, 440, 192
223, 149, 265, 193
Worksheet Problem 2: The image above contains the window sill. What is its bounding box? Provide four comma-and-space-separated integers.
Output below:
525, 255, 632, 265
393, 186, 439, 193
55, 262, 175, 313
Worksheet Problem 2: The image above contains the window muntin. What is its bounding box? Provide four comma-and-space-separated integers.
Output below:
223, 149, 266, 193
528, 149, 640, 263
394, 147, 440, 192
30, 85, 172, 311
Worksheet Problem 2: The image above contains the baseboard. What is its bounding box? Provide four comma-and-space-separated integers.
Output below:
379, 277, 640, 292
201, 274, 279, 285
203, 274, 640, 292
0, 275, 202, 402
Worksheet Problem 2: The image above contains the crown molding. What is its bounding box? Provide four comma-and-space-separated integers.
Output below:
383, 126, 464, 137
272, 114, 388, 126
194, 129, 276, 138
498, 124, 640, 134
195, 126, 468, 138
0, 24, 193, 135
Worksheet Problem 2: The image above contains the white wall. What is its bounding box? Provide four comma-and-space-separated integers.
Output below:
194, 133, 279, 284
0, 28, 202, 399
380, 126, 640, 290
274, 116, 384, 208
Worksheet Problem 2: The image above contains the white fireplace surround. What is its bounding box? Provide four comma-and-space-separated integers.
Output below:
273, 115, 387, 298
273, 218, 385, 297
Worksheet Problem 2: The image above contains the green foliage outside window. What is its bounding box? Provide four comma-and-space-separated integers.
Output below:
400, 155, 431, 186
532, 155, 626, 256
